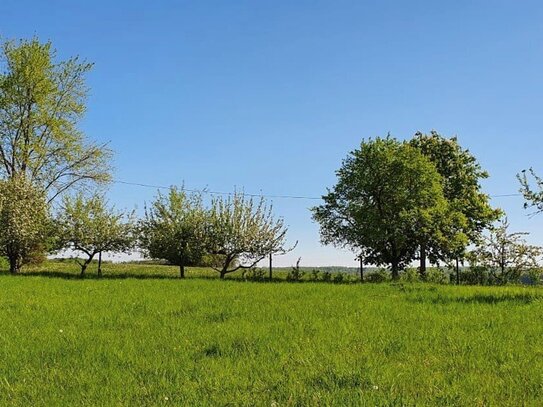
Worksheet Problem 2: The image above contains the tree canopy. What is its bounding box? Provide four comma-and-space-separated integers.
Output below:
0, 176, 50, 273
138, 188, 208, 278
312, 136, 450, 279
57, 193, 135, 276
410, 131, 501, 268
0, 38, 112, 202
208, 193, 291, 279
468, 217, 541, 284
518, 168, 543, 215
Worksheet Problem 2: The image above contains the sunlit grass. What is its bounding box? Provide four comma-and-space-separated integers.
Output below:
1, 262, 542, 405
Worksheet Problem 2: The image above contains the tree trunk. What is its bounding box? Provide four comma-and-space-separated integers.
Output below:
419, 244, 427, 279
391, 261, 399, 280
179, 263, 185, 279
97, 251, 102, 277
81, 256, 94, 277
359, 255, 364, 282
9, 255, 19, 274
269, 253, 273, 281
220, 255, 234, 280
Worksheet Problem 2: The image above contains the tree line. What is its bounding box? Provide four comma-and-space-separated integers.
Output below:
312, 133, 543, 284
1, 37, 543, 284
0, 38, 290, 276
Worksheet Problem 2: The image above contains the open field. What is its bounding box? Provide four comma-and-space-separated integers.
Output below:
1, 262, 543, 406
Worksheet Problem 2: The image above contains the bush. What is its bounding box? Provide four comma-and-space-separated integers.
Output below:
242, 267, 266, 282
321, 271, 332, 282
366, 269, 390, 283
524, 268, 543, 285
310, 269, 321, 281
286, 258, 305, 282
401, 268, 419, 283
426, 268, 448, 284
333, 273, 345, 283
461, 266, 491, 285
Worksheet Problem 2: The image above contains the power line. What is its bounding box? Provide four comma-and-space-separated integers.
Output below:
113, 180, 322, 200
490, 193, 522, 198
113, 179, 523, 201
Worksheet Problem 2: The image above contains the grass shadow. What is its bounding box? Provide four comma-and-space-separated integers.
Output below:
408, 292, 541, 305
0, 269, 365, 285
0, 270, 181, 281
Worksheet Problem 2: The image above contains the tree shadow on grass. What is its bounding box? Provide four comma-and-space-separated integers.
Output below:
0, 270, 181, 280
0, 269, 364, 285
409, 292, 541, 305
0, 269, 290, 282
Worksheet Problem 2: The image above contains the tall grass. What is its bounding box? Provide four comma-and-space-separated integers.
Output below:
0, 262, 542, 405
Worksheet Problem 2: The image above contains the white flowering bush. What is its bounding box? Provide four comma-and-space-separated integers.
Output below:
0, 176, 49, 273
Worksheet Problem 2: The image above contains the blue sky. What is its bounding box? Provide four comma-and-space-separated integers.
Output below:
2, 0, 543, 266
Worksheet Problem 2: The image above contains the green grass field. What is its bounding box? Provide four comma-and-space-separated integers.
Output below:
1, 262, 542, 406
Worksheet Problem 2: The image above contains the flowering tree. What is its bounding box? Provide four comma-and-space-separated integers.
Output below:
468, 218, 541, 284
207, 193, 292, 279
0, 38, 112, 202
138, 188, 208, 278
0, 176, 49, 273
57, 193, 135, 276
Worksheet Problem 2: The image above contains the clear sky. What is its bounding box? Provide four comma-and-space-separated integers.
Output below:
2, 0, 543, 266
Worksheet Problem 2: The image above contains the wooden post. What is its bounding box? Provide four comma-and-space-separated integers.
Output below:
455, 257, 460, 285
269, 253, 273, 281
98, 251, 102, 277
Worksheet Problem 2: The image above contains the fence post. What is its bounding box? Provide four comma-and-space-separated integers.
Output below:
98, 251, 103, 277
269, 253, 272, 281
455, 257, 460, 285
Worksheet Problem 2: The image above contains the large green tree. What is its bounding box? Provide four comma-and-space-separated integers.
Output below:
410, 131, 501, 274
0, 38, 111, 202
0, 176, 50, 273
312, 137, 449, 279
57, 193, 135, 276
138, 188, 208, 278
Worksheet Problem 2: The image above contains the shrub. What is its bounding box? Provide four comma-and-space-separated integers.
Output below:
426, 268, 448, 284
524, 268, 543, 285
286, 258, 305, 282
0, 176, 50, 273
321, 271, 332, 282
401, 268, 419, 283
310, 269, 321, 281
242, 267, 266, 282
462, 266, 491, 285
366, 269, 390, 283
333, 273, 345, 283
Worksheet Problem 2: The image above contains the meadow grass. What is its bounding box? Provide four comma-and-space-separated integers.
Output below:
0, 262, 542, 406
